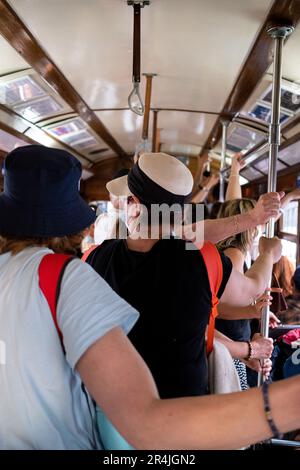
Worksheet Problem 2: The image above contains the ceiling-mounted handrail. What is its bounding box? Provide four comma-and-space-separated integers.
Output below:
128, 1, 150, 116
142, 73, 157, 141
220, 141, 269, 177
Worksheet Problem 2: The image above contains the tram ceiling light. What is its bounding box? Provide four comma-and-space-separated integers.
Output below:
127, 1, 150, 116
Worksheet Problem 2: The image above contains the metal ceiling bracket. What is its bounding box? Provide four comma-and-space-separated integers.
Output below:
267, 25, 294, 39
127, 1, 150, 7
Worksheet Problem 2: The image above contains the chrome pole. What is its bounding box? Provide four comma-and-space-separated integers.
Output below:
219, 120, 229, 202
258, 25, 294, 386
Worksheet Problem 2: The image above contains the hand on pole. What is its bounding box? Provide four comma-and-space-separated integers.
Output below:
269, 311, 281, 329
277, 188, 300, 219
251, 192, 285, 225
250, 333, 274, 360
245, 357, 272, 380
258, 236, 282, 263
251, 287, 282, 319
230, 152, 245, 174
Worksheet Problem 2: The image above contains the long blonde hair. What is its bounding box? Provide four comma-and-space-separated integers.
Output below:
217, 198, 258, 254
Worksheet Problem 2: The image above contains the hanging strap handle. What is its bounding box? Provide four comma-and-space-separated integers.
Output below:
38, 253, 74, 345
200, 242, 223, 356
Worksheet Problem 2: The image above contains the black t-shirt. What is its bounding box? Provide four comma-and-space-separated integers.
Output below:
87, 238, 232, 399
215, 261, 251, 342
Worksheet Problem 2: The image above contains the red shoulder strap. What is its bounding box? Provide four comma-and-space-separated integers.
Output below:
200, 242, 223, 356
38, 253, 73, 344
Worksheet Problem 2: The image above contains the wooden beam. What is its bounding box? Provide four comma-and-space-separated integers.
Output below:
0, 118, 37, 146
142, 74, 156, 141
201, 0, 300, 155
0, 0, 128, 160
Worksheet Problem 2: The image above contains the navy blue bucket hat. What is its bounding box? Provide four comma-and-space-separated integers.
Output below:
0, 145, 96, 237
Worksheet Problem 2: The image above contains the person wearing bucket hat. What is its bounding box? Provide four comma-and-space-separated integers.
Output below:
1, 145, 300, 450
0, 145, 140, 449
0, 145, 96, 238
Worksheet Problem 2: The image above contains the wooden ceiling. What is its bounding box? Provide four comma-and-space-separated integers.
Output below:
0, 0, 299, 200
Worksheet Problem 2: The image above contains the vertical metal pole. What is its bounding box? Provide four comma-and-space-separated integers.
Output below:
258, 25, 294, 386
219, 120, 229, 202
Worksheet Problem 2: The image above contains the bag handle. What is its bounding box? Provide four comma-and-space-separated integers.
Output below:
200, 242, 223, 356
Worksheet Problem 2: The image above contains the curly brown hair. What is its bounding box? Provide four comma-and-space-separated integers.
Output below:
0, 232, 86, 255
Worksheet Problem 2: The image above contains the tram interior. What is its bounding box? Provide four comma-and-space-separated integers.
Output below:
0, 0, 300, 451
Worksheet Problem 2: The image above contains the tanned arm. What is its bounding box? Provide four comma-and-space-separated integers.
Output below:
77, 327, 300, 450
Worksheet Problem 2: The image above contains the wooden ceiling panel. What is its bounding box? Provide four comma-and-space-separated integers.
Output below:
0, 33, 28, 75
95, 109, 152, 154
158, 110, 217, 150
9, 0, 271, 112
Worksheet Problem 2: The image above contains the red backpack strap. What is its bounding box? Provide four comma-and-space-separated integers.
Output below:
81, 244, 99, 262
38, 253, 74, 345
200, 242, 223, 356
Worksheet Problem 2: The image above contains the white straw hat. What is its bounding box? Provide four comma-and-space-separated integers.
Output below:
106, 152, 193, 202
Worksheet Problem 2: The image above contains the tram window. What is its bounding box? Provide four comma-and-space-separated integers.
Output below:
227, 125, 264, 153
263, 88, 300, 113
254, 157, 286, 174
14, 96, 62, 121
280, 238, 297, 267
0, 75, 45, 106
280, 201, 298, 235
249, 103, 290, 124
277, 201, 299, 266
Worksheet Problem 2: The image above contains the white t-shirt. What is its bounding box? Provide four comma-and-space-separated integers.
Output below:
0, 247, 138, 450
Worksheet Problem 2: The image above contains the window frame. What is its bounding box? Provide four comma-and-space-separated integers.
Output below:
277, 200, 300, 265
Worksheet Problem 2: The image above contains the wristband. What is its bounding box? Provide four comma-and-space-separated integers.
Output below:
244, 341, 254, 361
262, 381, 283, 439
